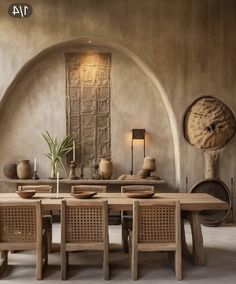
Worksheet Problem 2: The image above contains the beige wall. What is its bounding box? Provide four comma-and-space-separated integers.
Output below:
0, 0, 236, 217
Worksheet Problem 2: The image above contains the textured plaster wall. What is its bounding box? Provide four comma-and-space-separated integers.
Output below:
0, 0, 236, 217
0, 48, 174, 186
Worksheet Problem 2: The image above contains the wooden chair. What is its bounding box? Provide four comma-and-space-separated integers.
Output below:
121, 185, 154, 253
61, 199, 109, 280
18, 185, 53, 252
71, 185, 107, 193
0, 200, 48, 280
129, 200, 182, 281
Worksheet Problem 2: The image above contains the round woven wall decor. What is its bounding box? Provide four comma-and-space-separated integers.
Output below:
184, 96, 236, 150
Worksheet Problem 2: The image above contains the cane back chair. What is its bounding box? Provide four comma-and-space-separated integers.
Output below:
130, 200, 182, 281
0, 200, 48, 280
121, 185, 154, 253
61, 199, 109, 280
18, 185, 53, 252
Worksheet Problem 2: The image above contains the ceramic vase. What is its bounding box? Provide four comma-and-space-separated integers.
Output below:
17, 160, 31, 179
3, 163, 17, 179
99, 158, 113, 179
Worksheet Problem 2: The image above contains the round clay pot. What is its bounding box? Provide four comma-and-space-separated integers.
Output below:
99, 158, 113, 179
3, 163, 17, 179
17, 160, 31, 179
137, 169, 150, 178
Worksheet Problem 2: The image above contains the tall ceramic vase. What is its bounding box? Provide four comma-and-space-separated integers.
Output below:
99, 158, 113, 179
17, 160, 31, 179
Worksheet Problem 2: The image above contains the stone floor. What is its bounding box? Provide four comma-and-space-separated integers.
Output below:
0, 223, 236, 283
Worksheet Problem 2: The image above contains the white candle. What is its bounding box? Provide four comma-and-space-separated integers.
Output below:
34, 157, 37, 171
73, 140, 76, 161
56, 171, 59, 198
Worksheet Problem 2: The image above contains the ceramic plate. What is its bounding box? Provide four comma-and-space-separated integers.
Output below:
123, 191, 155, 199
70, 192, 97, 199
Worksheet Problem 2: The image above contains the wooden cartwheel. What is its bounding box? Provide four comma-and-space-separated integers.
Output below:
190, 178, 232, 226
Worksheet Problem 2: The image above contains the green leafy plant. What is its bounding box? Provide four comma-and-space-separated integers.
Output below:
42, 131, 74, 178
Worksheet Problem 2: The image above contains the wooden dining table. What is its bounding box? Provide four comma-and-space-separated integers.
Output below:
0, 192, 229, 267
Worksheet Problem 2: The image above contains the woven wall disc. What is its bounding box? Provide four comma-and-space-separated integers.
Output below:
184, 96, 236, 150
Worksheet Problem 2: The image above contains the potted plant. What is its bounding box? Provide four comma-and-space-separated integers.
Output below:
42, 131, 74, 178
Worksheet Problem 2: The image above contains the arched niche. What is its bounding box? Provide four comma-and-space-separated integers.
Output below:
0, 38, 179, 190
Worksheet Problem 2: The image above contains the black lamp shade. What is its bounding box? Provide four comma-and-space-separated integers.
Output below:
132, 129, 146, 140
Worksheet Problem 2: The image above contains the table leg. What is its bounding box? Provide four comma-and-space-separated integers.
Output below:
183, 212, 206, 266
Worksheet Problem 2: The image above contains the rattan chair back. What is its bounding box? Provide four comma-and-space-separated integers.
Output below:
18, 185, 53, 193
121, 185, 154, 193
71, 185, 107, 193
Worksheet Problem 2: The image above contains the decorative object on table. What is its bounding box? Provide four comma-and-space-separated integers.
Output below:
118, 174, 142, 180
32, 170, 39, 180
42, 130, 74, 179
137, 156, 157, 179
32, 157, 39, 179
92, 159, 101, 180
80, 162, 84, 179
137, 169, 150, 179
70, 191, 97, 199
66, 53, 111, 169
130, 129, 146, 175
68, 161, 79, 180
123, 191, 155, 199
3, 162, 17, 179
16, 160, 31, 179
16, 189, 36, 199
99, 158, 113, 179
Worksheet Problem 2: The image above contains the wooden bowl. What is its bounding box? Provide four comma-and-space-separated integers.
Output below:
17, 190, 36, 199
70, 192, 97, 199
123, 191, 155, 199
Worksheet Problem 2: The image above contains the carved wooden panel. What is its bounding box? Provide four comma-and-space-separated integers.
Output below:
66, 53, 111, 167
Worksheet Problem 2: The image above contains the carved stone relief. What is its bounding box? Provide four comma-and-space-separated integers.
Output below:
66, 53, 111, 167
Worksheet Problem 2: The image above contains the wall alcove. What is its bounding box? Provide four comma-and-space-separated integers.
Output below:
0, 39, 179, 191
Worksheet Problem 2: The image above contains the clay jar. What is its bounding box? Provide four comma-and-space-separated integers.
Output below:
143, 156, 156, 172
99, 158, 113, 179
3, 163, 17, 179
17, 160, 31, 179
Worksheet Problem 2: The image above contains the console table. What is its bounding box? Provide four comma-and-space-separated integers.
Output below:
0, 178, 166, 192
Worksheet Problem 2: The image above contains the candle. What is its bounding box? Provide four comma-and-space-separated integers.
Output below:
56, 171, 59, 198
73, 140, 76, 161
34, 157, 37, 171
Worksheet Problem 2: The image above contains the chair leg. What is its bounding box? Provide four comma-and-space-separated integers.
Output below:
122, 218, 129, 253
175, 250, 182, 281
0, 251, 8, 276
103, 246, 109, 280
36, 247, 43, 280
131, 246, 138, 280
61, 247, 68, 280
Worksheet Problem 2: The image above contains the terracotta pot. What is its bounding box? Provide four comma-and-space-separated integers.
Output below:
3, 163, 17, 179
99, 158, 113, 179
17, 160, 31, 179
143, 156, 156, 172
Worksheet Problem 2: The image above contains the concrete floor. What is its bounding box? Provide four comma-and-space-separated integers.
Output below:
0, 223, 236, 283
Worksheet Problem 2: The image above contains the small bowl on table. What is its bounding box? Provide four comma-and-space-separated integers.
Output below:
17, 190, 36, 199
70, 192, 97, 199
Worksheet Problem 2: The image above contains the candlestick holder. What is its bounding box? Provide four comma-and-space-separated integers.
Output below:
32, 170, 39, 180
80, 163, 84, 179
69, 161, 79, 180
